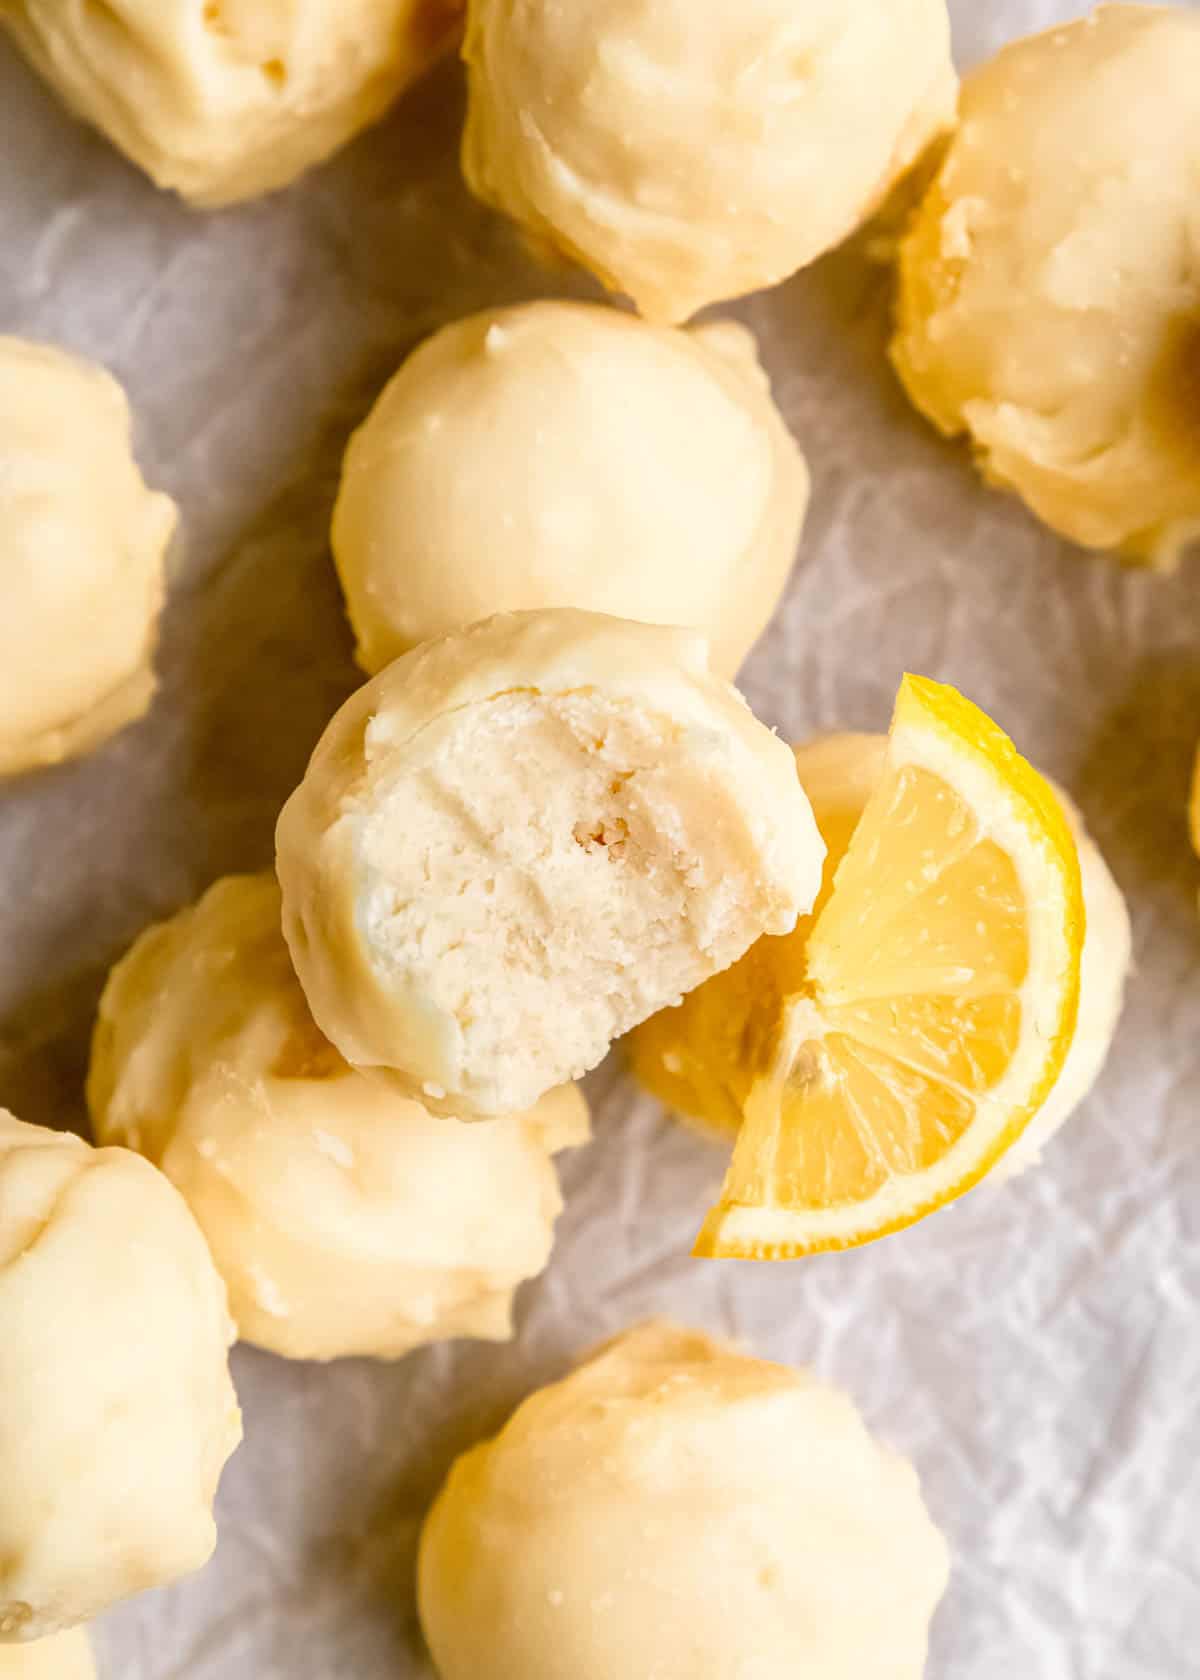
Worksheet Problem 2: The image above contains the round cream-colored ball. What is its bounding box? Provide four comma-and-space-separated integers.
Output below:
630, 732, 1130, 1175
418, 1320, 950, 1680
0, 339, 176, 777
0, 1112, 241, 1643
88, 872, 590, 1363
461, 0, 957, 323
0, 1630, 94, 1680
2, 0, 462, 207
892, 4, 1200, 565
276, 609, 824, 1118
332, 304, 809, 678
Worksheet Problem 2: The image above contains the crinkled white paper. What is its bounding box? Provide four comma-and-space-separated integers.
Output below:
2, 4, 1199, 1676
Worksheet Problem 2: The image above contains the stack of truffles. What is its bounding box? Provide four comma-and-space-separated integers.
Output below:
1, 1, 1197, 1676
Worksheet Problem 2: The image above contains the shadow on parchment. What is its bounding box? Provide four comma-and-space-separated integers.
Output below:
163, 410, 362, 880
1075, 652, 1200, 919
302, 1330, 587, 1675
0, 966, 104, 1136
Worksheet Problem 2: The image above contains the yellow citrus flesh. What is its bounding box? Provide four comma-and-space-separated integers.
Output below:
678, 677, 1084, 1259
627, 767, 863, 1138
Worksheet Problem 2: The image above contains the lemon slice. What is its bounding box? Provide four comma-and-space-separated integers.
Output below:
692, 676, 1085, 1259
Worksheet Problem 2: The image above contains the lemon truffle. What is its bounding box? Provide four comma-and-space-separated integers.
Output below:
332, 303, 809, 678
418, 1320, 950, 1680
276, 610, 824, 1117
88, 873, 590, 1363
0, 1113, 241, 1642
2, 0, 462, 207
629, 732, 1130, 1176
461, 0, 956, 322
0, 1631, 94, 1679
0, 339, 176, 777
892, 4, 1200, 564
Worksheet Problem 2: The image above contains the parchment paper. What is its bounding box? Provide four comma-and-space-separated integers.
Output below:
2, 4, 1199, 1676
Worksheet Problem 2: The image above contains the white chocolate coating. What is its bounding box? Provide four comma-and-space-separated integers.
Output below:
0, 1113, 241, 1643
2, 0, 462, 207
88, 873, 590, 1363
0, 1631, 94, 1680
892, 4, 1200, 564
276, 609, 824, 1116
418, 1320, 950, 1680
462, 0, 956, 322
0, 339, 175, 776
332, 304, 809, 678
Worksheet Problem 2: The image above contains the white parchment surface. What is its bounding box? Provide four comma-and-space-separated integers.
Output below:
2, 4, 1199, 1676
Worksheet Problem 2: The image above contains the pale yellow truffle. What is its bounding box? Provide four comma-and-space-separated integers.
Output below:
0, 339, 176, 777
276, 610, 825, 1117
418, 1321, 950, 1680
892, 3, 1200, 565
462, 0, 956, 323
332, 303, 809, 678
0, 1113, 241, 1643
629, 733, 1131, 1177
2, 0, 462, 207
0, 1631, 94, 1680
88, 873, 590, 1363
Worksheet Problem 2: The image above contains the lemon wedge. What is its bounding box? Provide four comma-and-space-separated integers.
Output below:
642, 676, 1086, 1259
